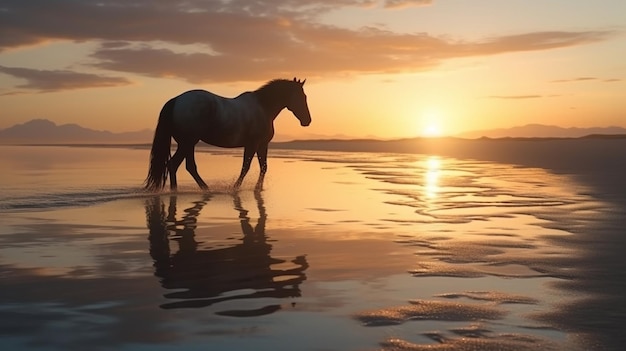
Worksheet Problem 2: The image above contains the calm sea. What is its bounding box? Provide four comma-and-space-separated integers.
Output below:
0, 145, 621, 350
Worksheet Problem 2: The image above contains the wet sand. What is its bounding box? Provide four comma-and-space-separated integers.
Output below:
1, 140, 625, 350
276, 137, 626, 349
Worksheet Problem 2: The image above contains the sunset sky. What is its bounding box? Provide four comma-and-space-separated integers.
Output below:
0, 0, 624, 139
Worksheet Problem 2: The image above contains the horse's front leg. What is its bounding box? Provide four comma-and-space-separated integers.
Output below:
234, 146, 256, 188
255, 144, 269, 191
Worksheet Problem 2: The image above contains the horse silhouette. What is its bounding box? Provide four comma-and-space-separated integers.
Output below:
145, 78, 312, 191
145, 191, 308, 316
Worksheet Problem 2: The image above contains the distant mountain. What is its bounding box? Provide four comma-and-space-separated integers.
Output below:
274, 132, 381, 142
0, 119, 375, 144
0, 119, 154, 144
4, 119, 625, 145
457, 124, 626, 139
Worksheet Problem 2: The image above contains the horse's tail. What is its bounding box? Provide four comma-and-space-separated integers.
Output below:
145, 97, 176, 191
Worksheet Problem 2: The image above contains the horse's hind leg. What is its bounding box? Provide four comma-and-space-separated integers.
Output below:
185, 145, 208, 190
167, 145, 186, 191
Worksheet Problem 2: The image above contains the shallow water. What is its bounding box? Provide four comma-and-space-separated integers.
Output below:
0, 145, 619, 350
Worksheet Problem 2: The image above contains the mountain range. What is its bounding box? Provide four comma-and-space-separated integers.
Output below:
0, 119, 154, 144
1, 119, 625, 144
456, 123, 626, 139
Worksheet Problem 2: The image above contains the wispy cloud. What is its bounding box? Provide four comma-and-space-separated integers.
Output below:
0, 0, 615, 87
0, 65, 132, 93
383, 0, 433, 9
487, 95, 560, 100
552, 77, 622, 83
461, 31, 610, 54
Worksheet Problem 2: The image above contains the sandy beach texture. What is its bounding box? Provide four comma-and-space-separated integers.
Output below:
0, 138, 625, 350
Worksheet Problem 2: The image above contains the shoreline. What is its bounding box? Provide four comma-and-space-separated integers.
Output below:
5, 138, 625, 202
7, 136, 625, 180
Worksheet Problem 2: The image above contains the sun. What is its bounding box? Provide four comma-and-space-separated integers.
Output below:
423, 123, 442, 138
420, 109, 444, 138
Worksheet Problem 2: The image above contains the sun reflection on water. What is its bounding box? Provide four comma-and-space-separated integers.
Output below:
424, 156, 440, 200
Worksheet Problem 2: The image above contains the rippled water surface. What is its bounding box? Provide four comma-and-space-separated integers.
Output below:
0, 145, 621, 350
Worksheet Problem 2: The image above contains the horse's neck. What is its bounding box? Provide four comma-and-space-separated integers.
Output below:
254, 92, 287, 121
263, 104, 286, 121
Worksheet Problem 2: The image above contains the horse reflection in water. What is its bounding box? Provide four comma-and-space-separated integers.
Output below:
145, 191, 308, 316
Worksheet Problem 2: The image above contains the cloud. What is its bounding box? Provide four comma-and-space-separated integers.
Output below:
0, 0, 615, 86
0, 0, 376, 51
488, 95, 544, 100
552, 77, 597, 83
90, 29, 611, 83
460, 31, 610, 55
89, 26, 448, 83
383, 0, 433, 9
487, 95, 553, 100
552, 77, 622, 83
0, 65, 132, 93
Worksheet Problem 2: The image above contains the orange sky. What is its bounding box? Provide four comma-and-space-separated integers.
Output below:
0, 0, 625, 139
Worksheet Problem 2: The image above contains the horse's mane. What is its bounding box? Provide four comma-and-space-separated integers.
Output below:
257, 78, 290, 89
254, 79, 300, 102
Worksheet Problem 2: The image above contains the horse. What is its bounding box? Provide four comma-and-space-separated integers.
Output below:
144, 78, 311, 191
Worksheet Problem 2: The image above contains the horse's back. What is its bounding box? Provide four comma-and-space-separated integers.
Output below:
171, 89, 266, 147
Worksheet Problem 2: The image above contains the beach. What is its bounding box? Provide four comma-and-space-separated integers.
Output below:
1, 139, 625, 350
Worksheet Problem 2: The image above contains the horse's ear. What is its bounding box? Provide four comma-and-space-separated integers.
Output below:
302, 79, 306, 85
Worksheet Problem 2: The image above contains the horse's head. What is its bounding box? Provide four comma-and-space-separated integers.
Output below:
287, 78, 311, 127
